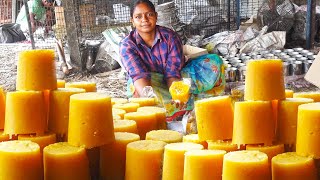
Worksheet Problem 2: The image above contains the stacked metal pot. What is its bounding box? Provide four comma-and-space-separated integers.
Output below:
223, 48, 316, 82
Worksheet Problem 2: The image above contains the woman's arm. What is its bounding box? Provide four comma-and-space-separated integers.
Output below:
133, 78, 151, 97
120, 38, 152, 97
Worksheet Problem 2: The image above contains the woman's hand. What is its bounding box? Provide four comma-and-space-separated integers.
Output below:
166, 77, 181, 89
171, 99, 187, 110
141, 86, 157, 98
133, 78, 151, 97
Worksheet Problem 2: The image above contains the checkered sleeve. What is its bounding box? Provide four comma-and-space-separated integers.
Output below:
120, 40, 151, 82
164, 32, 184, 79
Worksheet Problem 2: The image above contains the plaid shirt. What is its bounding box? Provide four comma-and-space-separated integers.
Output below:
120, 25, 185, 82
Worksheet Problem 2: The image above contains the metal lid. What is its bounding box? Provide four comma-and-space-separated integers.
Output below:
293, 47, 303, 52
284, 49, 294, 53
299, 57, 308, 61
289, 51, 300, 56
300, 50, 310, 55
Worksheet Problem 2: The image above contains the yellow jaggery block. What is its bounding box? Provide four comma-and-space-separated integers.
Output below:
4, 91, 46, 136
16, 49, 57, 91
272, 100, 278, 137
18, 132, 56, 153
246, 143, 284, 163
285, 89, 294, 98
245, 59, 285, 101
0, 140, 42, 180
113, 114, 122, 120
183, 134, 208, 149
113, 103, 140, 113
146, 130, 183, 143
277, 98, 314, 145
129, 97, 156, 107
138, 106, 167, 129
293, 91, 320, 102
124, 111, 157, 140
111, 98, 128, 105
48, 88, 86, 136
272, 152, 317, 180
296, 103, 320, 158
162, 142, 204, 180
101, 132, 140, 180
0, 131, 9, 142
0, 87, 5, 129
195, 96, 234, 141
68, 92, 115, 148
43, 142, 90, 180
184, 150, 226, 180
207, 140, 242, 152
57, 79, 66, 88
223, 150, 271, 180
112, 108, 126, 119
125, 140, 167, 180
65, 81, 97, 92
113, 120, 138, 134
169, 80, 190, 103
232, 101, 275, 145
43, 90, 50, 122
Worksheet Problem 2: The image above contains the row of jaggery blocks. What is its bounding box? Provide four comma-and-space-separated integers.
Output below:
1, 50, 318, 179
194, 59, 320, 179
195, 59, 320, 147
0, 49, 170, 180
0, 49, 104, 180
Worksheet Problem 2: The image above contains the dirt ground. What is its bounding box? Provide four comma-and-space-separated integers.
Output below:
0, 43, 127, 98
0, 43, 319, 97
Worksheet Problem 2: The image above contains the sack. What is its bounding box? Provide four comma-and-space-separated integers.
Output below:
0, 23, 26, 43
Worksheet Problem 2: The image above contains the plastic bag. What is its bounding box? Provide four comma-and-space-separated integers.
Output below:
141, 86, 157, 98
181, 54, 225, 95
0, 23, 26, 43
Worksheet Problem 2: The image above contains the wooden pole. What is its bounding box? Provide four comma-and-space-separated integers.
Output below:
63, 0, 82, 71
23, 0, 35, 49
306, 0, 315, 49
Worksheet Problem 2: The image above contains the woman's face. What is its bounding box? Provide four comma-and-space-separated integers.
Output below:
131, 3, 157, 34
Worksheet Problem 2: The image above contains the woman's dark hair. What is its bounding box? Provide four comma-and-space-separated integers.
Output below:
130, 0, 156, 18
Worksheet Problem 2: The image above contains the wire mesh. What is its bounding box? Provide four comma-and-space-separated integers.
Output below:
239, 0, 265, 19
173, 0, 238, 37
293, 0, 320, 6
74, 0, 131, 40
70, 0, 239, 40
10, 1, 57, 48
3, 0, 318, 46
0, 0, 12, 24
257, 0, 296, 32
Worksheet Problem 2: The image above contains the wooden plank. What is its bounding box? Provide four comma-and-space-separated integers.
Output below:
63, 0, 82, 71
23, 0, 35, 49
12, 0, 17, 23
